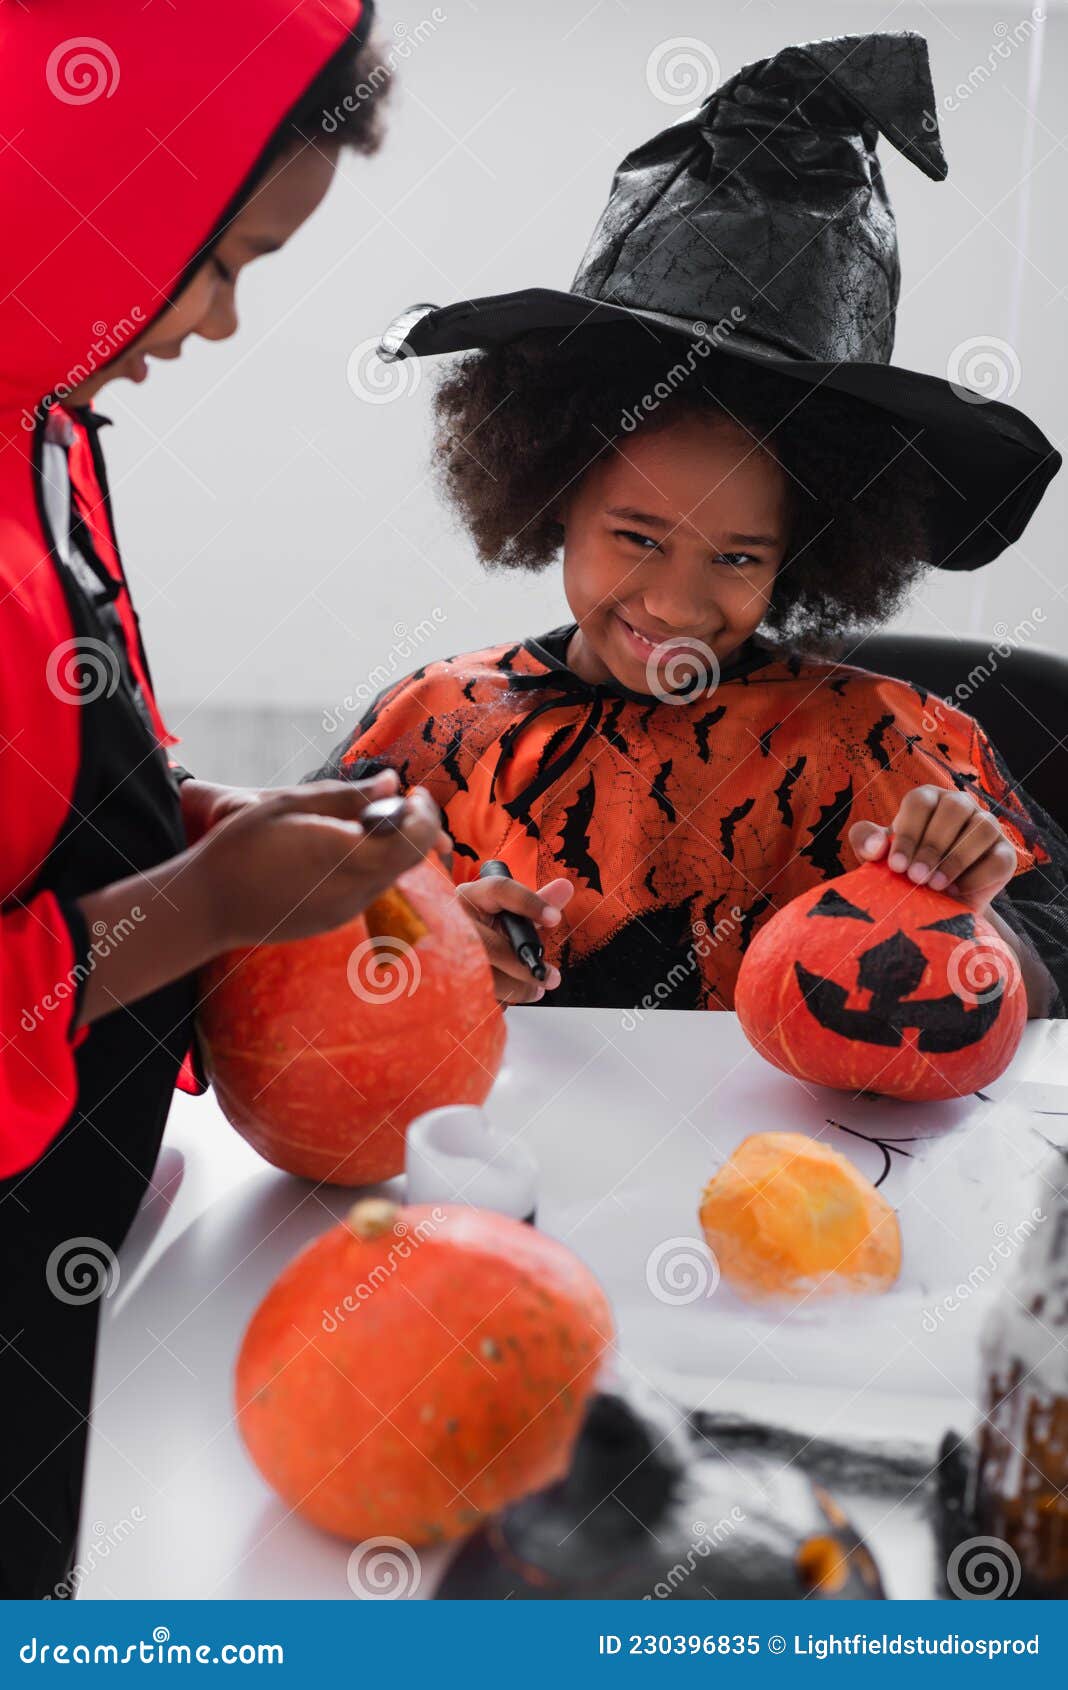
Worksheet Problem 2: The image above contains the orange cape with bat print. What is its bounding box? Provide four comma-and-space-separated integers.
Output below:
318, 626, 1052, 1013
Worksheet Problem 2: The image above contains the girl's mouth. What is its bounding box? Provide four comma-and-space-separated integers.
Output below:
613, 610, 710, 663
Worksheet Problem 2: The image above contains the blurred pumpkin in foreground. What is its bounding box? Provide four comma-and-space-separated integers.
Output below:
235, 1199, 614, 1545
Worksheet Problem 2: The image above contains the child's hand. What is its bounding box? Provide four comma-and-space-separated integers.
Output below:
458, 875, 573, 1004
848, 785, 1018, 913
194, 779, 449, 947
180, 768, 451, 858
76, 779, 451, 1029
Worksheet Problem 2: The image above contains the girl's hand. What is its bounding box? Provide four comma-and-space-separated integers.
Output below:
179, 768, 451, 858
196, 780, 449, 947
457, 875, 573, 1004
75, 779, 451, 1029
179, 776, 261, 843
848, 785, 1018, 913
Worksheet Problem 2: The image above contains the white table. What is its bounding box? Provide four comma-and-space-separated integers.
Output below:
80, 1009, 1068, 1600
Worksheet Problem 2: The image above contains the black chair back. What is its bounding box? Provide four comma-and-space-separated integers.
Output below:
833, 631, 1068, 835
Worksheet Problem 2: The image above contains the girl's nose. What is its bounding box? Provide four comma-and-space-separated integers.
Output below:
640, 568, 716, 637
198, 290, 239, 344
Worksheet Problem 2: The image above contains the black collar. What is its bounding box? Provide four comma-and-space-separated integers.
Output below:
490, 624, 788, 823
522, 622, 783, 701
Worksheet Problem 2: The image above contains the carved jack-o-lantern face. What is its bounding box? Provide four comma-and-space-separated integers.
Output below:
735, 863, 1027, 1101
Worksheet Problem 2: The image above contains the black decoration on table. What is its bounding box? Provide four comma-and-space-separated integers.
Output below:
437, 1386, 886, 1600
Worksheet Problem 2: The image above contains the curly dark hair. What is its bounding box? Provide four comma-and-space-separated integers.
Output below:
433, 325, 942, 648
260, 26, 394, 165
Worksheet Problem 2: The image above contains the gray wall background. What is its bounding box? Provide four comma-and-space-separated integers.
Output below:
100, 2, 1065, 784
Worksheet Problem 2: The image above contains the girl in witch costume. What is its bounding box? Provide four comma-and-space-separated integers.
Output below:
316, 31, 1068, 1017
0, 2, 449, 1599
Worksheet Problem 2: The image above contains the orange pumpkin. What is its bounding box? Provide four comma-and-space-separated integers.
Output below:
235, 1199, 614, 1545
735, 863, 1026, 1101
198, 858, 505, 1185
699, 1133, 901, 1302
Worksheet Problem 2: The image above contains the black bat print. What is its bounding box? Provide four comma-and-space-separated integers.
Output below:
555, 771, 603, 893
801, 779, 853, 878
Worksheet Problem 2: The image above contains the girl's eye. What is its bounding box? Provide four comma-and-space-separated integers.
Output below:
212, 255, 235, 285
615, 529, 662, 552
715, 553, 759, 569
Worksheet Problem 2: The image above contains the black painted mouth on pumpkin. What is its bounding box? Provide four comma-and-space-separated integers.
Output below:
796, 926, 1005, 1053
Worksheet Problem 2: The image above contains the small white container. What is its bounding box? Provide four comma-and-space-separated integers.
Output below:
404, 1104, 538, 1221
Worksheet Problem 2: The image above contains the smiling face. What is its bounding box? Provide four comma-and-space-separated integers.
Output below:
561, 410, 791, 694
65, 141, 339, 404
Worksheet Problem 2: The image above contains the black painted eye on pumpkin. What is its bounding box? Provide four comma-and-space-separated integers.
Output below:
736, 863, 1026, 1101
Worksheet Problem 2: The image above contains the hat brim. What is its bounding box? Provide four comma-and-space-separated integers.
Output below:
379, 288, 1061, 574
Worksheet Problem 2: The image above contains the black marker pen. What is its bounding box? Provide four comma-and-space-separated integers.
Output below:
478, 859, 547, 982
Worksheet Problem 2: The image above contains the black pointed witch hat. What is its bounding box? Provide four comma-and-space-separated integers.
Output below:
379, 31, 1059, 572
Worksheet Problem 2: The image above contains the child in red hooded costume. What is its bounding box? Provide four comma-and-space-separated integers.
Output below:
0, 1, 446, 1598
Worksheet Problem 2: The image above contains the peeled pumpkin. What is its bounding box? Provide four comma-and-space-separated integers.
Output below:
699, 1132, 901, 1302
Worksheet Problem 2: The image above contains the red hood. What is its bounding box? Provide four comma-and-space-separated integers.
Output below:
0, 1, 370, 1178
0, 0, 368, 418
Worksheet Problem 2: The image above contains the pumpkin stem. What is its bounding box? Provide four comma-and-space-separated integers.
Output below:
347, 1197, 400, 1240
